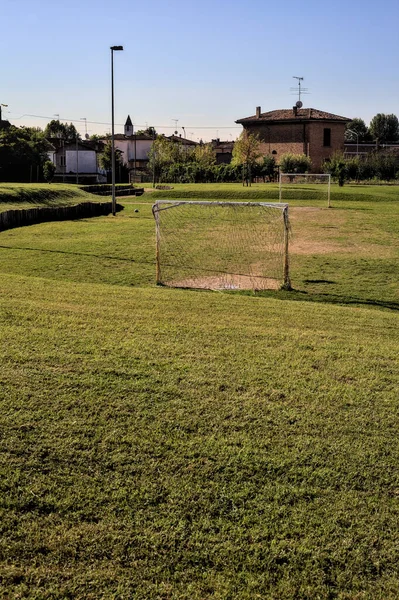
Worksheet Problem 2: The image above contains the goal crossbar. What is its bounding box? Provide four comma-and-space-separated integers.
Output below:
152, 200, 291, 291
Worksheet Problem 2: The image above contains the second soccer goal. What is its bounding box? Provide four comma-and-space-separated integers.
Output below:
279, 173, 331, 207
152, 200, 291, 291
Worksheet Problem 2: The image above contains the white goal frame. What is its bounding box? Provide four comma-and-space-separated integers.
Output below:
279, 173, 331, 207
152, 200, 291, 291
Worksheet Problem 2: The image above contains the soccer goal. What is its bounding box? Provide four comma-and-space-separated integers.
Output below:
152, 201, 291, 291
279, 173, 331, 207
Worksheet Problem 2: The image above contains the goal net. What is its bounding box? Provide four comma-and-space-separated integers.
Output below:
152, 201, 290, 291
279, 173, 331, 207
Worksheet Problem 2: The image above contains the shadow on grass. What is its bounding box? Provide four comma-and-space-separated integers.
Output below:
1, 244, 397, 312
0, 244, 155, 266
246, 288, 399, 312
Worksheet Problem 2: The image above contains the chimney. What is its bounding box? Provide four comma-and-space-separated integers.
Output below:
293, 105, 298, 116
256, 106, 261, 118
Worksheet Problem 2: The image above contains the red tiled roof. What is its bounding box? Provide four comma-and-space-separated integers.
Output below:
236, 108, 351, 124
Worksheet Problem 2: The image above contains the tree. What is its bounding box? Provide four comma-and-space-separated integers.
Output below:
194, 144, 216, 170
136, 126, 157, 137
0, 125, 50, 182
43, 160, 56, 182
345, 118, 370, 142
323, 153, 347, 186
369, 113, 399, 144
231, 131, 262, 186
259, 155, 276, 182
98, 140, 126, 181
44, 120, 79, 143
279, 153, 312, 174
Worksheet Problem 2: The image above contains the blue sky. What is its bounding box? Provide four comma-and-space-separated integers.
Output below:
2, 0, 399, 141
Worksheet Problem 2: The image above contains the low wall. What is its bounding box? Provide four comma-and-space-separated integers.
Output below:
0, 202, 123, 232
80, 185, 144, 196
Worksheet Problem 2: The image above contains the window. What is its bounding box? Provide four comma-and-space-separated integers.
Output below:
323, 128, 331, 147
60, 155, 66, 167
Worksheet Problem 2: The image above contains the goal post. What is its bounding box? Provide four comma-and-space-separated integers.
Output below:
152, 200, 291, 291
279, 172, 331, 207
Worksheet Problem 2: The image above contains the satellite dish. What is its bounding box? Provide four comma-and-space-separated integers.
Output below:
85, 133, 89, 140
296, 100, 303, 108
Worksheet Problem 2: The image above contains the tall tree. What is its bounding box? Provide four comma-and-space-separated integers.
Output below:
0, 126, 50, 182
44, 120, 79, 142
194, 144, 216, 170
231, 131, 262, 186
98, 140, 124, 171
345, 118, 370, 142
369, 114, 399, 144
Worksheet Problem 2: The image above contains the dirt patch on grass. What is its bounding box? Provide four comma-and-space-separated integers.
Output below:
165, 275, 281, 291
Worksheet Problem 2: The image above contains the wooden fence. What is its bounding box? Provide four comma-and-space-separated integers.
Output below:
0, 202, 123, 232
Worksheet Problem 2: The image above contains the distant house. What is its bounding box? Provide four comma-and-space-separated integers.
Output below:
167, 134, 198, 148
0, 105, 11, 130
344, 142, 399, 159
236, 106, 351, 172
48, 139, 106, 183
109, 117, 199, 182
210, 139, 234, 164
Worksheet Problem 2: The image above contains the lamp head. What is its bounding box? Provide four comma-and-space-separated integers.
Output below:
110, 45, 124, 51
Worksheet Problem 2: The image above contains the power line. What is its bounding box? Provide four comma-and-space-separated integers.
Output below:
10, 113, 241, 130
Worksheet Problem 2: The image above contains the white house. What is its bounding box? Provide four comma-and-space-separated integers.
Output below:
104, 116, 199, 182
48, 140, 106, 183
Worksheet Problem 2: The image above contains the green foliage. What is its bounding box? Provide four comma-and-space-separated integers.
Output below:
279, 153, 312, 173
136, 126, 156, 137
259, 155, 277, 181
323, 152, 347, 186
42, 160, 56, 182
345, 118, 370, 142
369, 113, 399, 143
323, 151, 399, 183
44, 119, 79, 143
0, 126, 50, 182
98, 140, 125, 172
193, 144, 216, 169
231, 131, 261, 168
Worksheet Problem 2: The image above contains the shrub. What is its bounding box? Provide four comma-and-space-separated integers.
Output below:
43, 160, 56, 183
279, 153, 312, 174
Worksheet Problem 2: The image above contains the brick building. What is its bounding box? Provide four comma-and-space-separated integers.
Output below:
236, 106, 351, 172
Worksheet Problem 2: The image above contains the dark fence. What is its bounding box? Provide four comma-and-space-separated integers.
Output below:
80, 184, 144, 196
0, 202, 123, 232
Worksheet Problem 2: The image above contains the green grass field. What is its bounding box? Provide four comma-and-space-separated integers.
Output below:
0, 184, 398, 598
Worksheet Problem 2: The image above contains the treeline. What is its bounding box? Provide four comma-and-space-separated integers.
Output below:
324, 152, 399, 185
345, 114, 399, 144
0, 120, 80, 183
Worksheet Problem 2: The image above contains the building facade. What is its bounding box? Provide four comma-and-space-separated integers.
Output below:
48, 140, 106, 183
236, 106, 351, 172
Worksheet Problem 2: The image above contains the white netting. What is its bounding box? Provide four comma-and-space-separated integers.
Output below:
152, 201, 290, 291
279, 173, 331, 206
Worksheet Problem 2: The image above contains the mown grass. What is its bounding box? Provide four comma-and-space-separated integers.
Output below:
149, 182, 399, 206
1, 276, 398, 599
0, 186, 398, 598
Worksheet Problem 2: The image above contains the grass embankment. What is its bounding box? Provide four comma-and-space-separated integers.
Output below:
0, 183, 100, 212
148, 182, 399, 205
0, 188, 398, 597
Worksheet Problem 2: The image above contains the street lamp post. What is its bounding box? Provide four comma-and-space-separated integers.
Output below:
347, 129, 359, 157
110, 45, 123, 216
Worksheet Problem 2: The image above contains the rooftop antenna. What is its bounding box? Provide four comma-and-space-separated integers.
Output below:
81, 117, 88, 137
172, 118, 179, 135
290, 76, 309, 106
